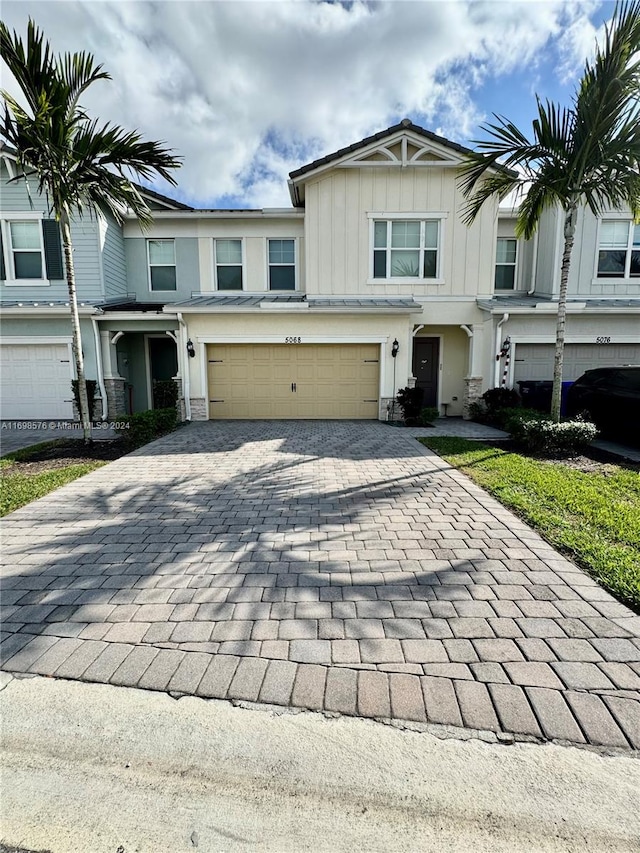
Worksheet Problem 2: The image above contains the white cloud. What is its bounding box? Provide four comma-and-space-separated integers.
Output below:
1, 0, 602, 208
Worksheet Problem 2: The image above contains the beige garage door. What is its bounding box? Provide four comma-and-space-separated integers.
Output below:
514, 343, 640, 382
207, 344, 380, 419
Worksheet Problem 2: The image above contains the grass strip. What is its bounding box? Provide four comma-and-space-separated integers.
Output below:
420, 437, 640, 611
1, 463, 105, 517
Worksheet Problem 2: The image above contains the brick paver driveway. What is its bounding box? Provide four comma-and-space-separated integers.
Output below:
2, 421, 639, 750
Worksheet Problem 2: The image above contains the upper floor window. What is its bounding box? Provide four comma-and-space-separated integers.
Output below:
373, 219, 439, 279
0, 217, 64, 285
268, 239, 296, 290
147, 239, 176, 291
495, 238, 517, 290
597, 220, 640, 278
215, 239, 243, 290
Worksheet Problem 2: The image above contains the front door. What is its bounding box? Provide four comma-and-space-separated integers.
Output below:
148, 337, 178, 409
412, 337, 439, 407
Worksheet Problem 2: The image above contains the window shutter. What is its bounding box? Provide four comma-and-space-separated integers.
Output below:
42, 219, 64, 279
0, 230, 5, 281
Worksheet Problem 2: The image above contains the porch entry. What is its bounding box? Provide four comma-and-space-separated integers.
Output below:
412, 337, 439, 407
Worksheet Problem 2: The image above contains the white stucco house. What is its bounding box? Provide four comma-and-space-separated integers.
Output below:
1, 120, 639, 422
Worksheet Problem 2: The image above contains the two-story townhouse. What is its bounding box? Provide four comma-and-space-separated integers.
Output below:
2, 120, 639, 424
0, 146, 190, 421
482, 202, 640, 392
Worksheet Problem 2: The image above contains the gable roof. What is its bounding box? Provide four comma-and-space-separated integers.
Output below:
289, 119, 477, 180
287, 118, 518, 207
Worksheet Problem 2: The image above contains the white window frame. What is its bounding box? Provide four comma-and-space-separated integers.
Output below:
146, 238, 177, 293
595, 219, 640, 280
214, 238, 245, 291
367, 212, 446, 284
266, 238, 297, 291
494, 237, 518, 291
1, 213, 49, 287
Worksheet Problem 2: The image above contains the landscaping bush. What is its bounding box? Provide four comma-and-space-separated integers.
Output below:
499, 407, 548, 431
71, 379, 98, 422
152, 379, 179, 410
419, 406, 440, 426
396, 386, 424, 421
469, 387, 522, 426
509, 417, 598, 456
116, 407, 177, 448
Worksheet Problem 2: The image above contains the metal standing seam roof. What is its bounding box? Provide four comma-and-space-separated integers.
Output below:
170, 294, 421, 310
477, 296, 640, 311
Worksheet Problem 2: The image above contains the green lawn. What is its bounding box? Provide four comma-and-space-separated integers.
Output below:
1, 442, 106, 517
419, 437, 640, 611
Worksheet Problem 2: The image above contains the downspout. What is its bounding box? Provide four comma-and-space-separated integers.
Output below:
527, 231, 539, 295
177, 312, 192, 421
91, 316, 108, 421
494, 313, 509, 387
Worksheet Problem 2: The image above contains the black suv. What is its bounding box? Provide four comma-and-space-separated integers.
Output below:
565, 366, 640, 445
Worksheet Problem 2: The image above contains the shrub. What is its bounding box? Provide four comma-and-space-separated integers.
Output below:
419, 406, 440, 426
509, 417, 598, 456
498, 407, 548, 431
71, 379, 98, 422
482, 386, 521, 414
152, 379, 179, 410
396, 386, 424, 420
116, 407, 177, 448
468, 400, 488, 423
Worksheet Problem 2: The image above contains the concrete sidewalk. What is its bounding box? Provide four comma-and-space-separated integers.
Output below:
2, 675, 639, 853
2, 421, 639, 750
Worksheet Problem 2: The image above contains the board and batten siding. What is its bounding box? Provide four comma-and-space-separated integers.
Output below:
569, 206, 640, 299
303, 166, 498, 299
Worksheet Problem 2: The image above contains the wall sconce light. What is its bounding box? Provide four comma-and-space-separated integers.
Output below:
186, 339, 196, 358
391, 339, 399, 358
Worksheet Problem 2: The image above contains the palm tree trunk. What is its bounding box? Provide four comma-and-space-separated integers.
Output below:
60, 209, 92, 443
551, 204, 577, 423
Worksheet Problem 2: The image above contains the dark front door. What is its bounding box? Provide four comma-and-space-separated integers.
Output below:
412, 337, 439, 407
149, 337, 178, 409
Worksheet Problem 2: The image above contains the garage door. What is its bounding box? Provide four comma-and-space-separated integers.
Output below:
513, 343, 640, 382
0, 343, 74, 419
207, 344, 380, 419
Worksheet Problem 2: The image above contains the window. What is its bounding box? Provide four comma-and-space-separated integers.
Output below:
597, 220, 640, 278
268, 239, 295, 290
0, 217, 63, 284
373, 219, 439, 279
495, 238, 517, 290
148, 239, 176, 291
215, 239, 243, 290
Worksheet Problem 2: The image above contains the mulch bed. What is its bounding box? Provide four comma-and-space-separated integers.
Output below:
3, 439, 129, 474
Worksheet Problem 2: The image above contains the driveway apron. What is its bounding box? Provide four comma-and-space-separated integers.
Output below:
2, 421, 639, 750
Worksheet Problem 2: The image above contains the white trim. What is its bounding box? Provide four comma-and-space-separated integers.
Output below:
100, 312, 178, 321
146, 237, 177, 294
145, 333, 180, 409
196, 335, 390, 344
595, 217, 640, 282
368, 214, 445, 284
367, 211, 449, 220
1, 216, 50, 286
266, 237, 297, 292
91, 316, 108, 420
509, 334, 640, 344
494, 236, 518, 292
0, 335, 73, 345
213, 237, 245, 292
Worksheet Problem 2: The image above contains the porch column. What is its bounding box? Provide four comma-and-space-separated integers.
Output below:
100, 330, 126, 419
462, 323, 484, 420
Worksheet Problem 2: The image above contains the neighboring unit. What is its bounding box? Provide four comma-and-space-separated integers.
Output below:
1, 121, 639, 422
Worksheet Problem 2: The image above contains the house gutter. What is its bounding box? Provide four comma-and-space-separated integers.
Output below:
91, 317, 108, 421
527, 230, 539, 295
177, 312, 192, 421
494, 313, 509, 387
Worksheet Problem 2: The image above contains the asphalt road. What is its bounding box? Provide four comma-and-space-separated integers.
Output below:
1, 673, 638, 853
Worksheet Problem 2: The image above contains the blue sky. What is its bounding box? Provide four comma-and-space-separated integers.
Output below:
1, 1, 617, 208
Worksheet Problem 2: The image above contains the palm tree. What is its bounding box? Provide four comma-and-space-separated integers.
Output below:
1, 19, 181, 441
459, 0, 640, 422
